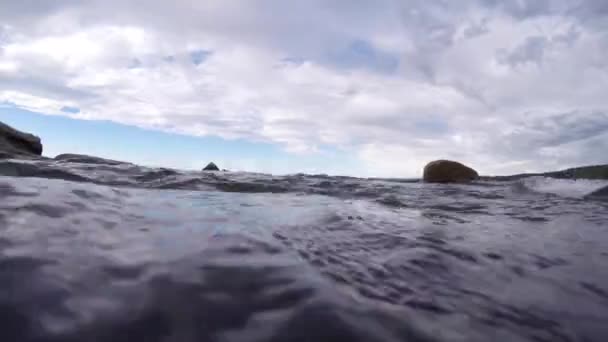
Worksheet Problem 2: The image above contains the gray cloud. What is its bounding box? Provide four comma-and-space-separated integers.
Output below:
498, 36, 549, 67
463, 18, 490, 39
0, 0, 607, 176
545, 112, 608, 145
486, 110, 608, 169
0, 76, 95, 102
479, 0, 557, 18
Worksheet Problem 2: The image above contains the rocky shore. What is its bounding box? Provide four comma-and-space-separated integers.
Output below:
1, 120, 607, 183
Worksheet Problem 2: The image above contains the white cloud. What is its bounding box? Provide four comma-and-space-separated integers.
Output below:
1, 0, 607, 177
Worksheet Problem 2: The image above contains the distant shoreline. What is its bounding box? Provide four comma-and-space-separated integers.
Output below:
2, 119, 608, 181
479, 164, 608, 181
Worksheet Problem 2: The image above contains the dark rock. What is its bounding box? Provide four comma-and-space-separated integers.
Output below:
54, 154, 128, 165
0, 121, 43, 159
586, 185, 608, 200
423, 160, 478, 183
203, 162, 220, 171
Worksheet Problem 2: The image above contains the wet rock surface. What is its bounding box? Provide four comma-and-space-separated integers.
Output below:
0, 121, 43, 159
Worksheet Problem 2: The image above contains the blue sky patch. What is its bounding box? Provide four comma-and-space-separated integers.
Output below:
281, 56, 306, 66
414, 117, 450, 136
0, 105, 361, 175
190, 50, 212, 66
327, 39, 399, 73
60, 106, 80, 114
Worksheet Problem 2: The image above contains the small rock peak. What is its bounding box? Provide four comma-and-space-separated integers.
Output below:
203, 162, 220, 171
423, 159, 478, 183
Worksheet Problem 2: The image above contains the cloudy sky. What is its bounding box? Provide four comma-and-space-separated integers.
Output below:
1, 0, 607, 177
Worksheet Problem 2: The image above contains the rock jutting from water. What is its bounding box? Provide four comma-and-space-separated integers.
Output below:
0, 121, 43, 159
586, 185, 608, 200
203, 162, 220, 171
423, 159, 478, 183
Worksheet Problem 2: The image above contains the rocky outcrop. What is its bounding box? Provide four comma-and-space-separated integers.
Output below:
203, 162, 220, 171
54, 154, 128, 166
0, 121, 43, 159
586, 185, 608, 200
423, 160, 478, 183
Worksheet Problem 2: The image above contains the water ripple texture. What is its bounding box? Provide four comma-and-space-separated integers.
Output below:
1, 159, 607, 341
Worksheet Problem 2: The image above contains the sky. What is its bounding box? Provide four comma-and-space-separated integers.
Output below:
1, 0, 607, 177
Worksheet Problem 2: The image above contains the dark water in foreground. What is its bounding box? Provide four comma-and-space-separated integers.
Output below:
1, 159, 607, 342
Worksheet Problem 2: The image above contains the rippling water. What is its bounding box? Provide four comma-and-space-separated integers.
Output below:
1, 158, 607, 342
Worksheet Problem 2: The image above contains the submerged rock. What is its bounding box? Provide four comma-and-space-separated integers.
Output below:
203, 162, 220, 171
423, 160, 478, 183
0, 121, 43, 159
54, 154, 128, 165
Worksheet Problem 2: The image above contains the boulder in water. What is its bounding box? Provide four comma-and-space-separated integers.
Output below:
423, 160, 478, 183
0, 121, 43, 159
203, 162, 220, 171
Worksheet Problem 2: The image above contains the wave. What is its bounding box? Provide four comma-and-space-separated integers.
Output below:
2, 159, 608, 341
518, 176, 608, 198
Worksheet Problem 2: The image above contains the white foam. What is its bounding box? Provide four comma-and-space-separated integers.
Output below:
521, 176, 608, 198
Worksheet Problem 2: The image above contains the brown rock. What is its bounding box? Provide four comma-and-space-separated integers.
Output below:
423, 160, 478, 183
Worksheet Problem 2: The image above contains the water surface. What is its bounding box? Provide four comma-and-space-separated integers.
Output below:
1, 158, 607, 341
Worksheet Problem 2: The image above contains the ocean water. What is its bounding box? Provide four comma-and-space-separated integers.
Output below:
1, 158, 607, 342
